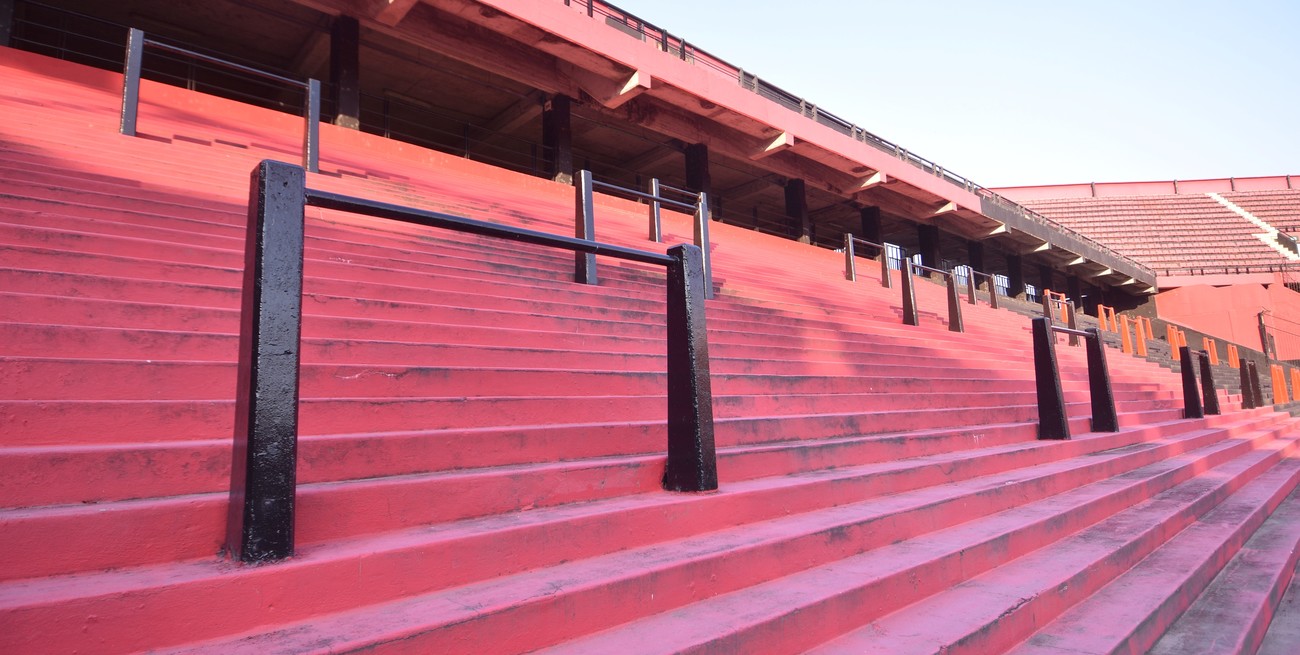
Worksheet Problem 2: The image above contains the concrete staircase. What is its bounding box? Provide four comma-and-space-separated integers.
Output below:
3, 46, 1300, 654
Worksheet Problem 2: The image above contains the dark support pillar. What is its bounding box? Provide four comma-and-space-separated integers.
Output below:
968, 240, 986, 289
1067, 276, 1083, 312
542, 94, 573, 184
917, 224, 940, 276
663, 243, 717, 492
1180, 346, 1204, 419
227, 161, 306, 563
863, 205, 883, 248
0, 0, 14, 48
1032, 317, 1069, 440
1198, 352, 1221, 415
329, 15, 361, 130
1007, 254, 1026, 300
784, 179, 810, 244
1083, 282, 1101, 315
1039, 264, 1054, 295
684, 143, 711, 197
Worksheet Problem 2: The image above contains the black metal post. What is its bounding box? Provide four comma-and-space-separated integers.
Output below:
303, 79, 321, 174
694, 192, 714, 299
120, 28, 145, 136
227, 161, 306, 563
649, 178, 662, 242
1248, 360, 1265, 408
965, 272, 977, 306
1033, 318, 1069, 440
844, 234, 856, 281
901, 260, 919, 326
1180, 346, 1204, 419
574, 170, 597, 285
0, 0, 14, 48
989, 276, 999, 309
945, 274, 964, 333
1067, 301, 1079, 346
329, 15, 361, 130
1086, 328, 1119, 432
880, 246, 893, 289
663, 244, 717, 492
1198, 351, 1221, 415
1240, 358, 1257, 409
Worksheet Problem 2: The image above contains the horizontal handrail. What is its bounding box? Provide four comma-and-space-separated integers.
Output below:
1050, 325, 1091, 338
847, 235, 888, 252
909, 261, 953, 278
591, 179, 695, 212
656, 182, 697, 197
229, 160, 717, 563
843, 233, 893, 291
119, 28, 320, 173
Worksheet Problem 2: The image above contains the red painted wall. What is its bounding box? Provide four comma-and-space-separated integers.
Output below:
1155, 282, 1300, 360
995, 175, 1298, 200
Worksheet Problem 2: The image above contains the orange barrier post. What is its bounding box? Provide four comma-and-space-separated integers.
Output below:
1167, 325, 1180, 362
1227, 344, 1240, 368
1202, 338, 1219, 365
1272, 365, 1290, 404
1179, 329, 1188, 349
1144, 317, 1154, 340
1291, 369, 1300, 400
1120, 315, 1133, 354
1097, 305, 1115, 332
1135, 320, 1148, 357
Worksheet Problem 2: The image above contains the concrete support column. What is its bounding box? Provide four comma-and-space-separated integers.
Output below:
329, 15, 361, 130
1039, 264, 1055, 295
1067, 276, 1083, 312
968, 240, 986, 290
684, 143, 711, 196
542, 94, 573, 184
785, 179, 810, 244
917, 224, 940, 276
0, 0, 13, 48
1007, 254, 1026, 300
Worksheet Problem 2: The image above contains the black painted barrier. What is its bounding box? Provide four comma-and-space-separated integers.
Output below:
1180, 346, 1204, 419
228, 160, 717, 563
843, 234, 893, 290
1032, 318, 1118, 440
1198, 351, 1221, 415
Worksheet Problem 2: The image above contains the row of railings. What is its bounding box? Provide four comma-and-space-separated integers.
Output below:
118, 28, 321, 173
227, 161, 716, 562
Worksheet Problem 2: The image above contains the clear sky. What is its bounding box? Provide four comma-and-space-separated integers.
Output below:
609, 0, 1299, 188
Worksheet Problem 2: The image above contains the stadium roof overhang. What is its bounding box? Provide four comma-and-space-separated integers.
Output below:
277, 0, 1156, 291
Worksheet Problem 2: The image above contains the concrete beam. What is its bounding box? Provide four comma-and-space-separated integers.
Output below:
622, 144, 680, 173
856, 171, 887, 191
374, 0, 421, 27
750, 131, 794, 160
933, 201, 959, 216
718, 175, 781, 202
484, 91, 545, 134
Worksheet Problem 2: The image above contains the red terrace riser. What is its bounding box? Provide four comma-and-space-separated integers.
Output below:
534, 432, 1299, 655
0, 358, 1185, 403
27, 417, 1282, 655
0, 390, 1181, 447
0, 413, 1282, 647
1015, 459, 1300, 655
6, 405, 1250, 513
812, 438, 1300, 655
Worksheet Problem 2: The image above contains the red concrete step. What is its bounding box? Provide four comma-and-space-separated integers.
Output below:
1258, 551, 1300, 655
0, 413, 1273, 653
539, 430, 1294, 655
1015, 455, 1300, 655
809, 435, 1300, 655
108, 418, 1287, 655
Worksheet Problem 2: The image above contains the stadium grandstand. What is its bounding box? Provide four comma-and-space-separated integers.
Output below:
2, 0, 1300, 653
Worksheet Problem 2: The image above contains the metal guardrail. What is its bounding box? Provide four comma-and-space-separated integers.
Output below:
843, 234, 893, 289
119, 28, 320, 173
228, 160, 718, 563
580, 170, 714, 298
901, 260, 964, 333
1032, 318, 1118, 440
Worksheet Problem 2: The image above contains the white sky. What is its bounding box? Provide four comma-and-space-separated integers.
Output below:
609, 0, 1299, 188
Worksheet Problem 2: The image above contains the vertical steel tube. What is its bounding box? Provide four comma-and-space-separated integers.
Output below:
1180, 346, 1204, 419
1033, 318, 1069, 440
901, 260, 918, 326
663, 244, 717, 492
694, 192, 713, 299
879, 246, 892, 289
574, 170, 597, 285
303, 79, 321, 174
226, 161, 306, 563
966, 271, 977, 305
649, 178, 662, 243
1086, 328, 1118, 432
945, 274, 964, 333
120, 28, 144, 136
844, 234, 856, 281
1067, 301, 1079, 346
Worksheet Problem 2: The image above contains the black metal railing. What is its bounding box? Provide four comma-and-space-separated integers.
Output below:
1031, 318, 1118, 440
578, 170, 714, 298
843, 234, 894, 290
1240, 359, 1265, 409
228, 160, 717, 563
1041, 291, 1079, 346
1179, 346, 1223, 419
119, 28, 320, 173
901, 260, 964, 333
961, 267, 1001, 310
